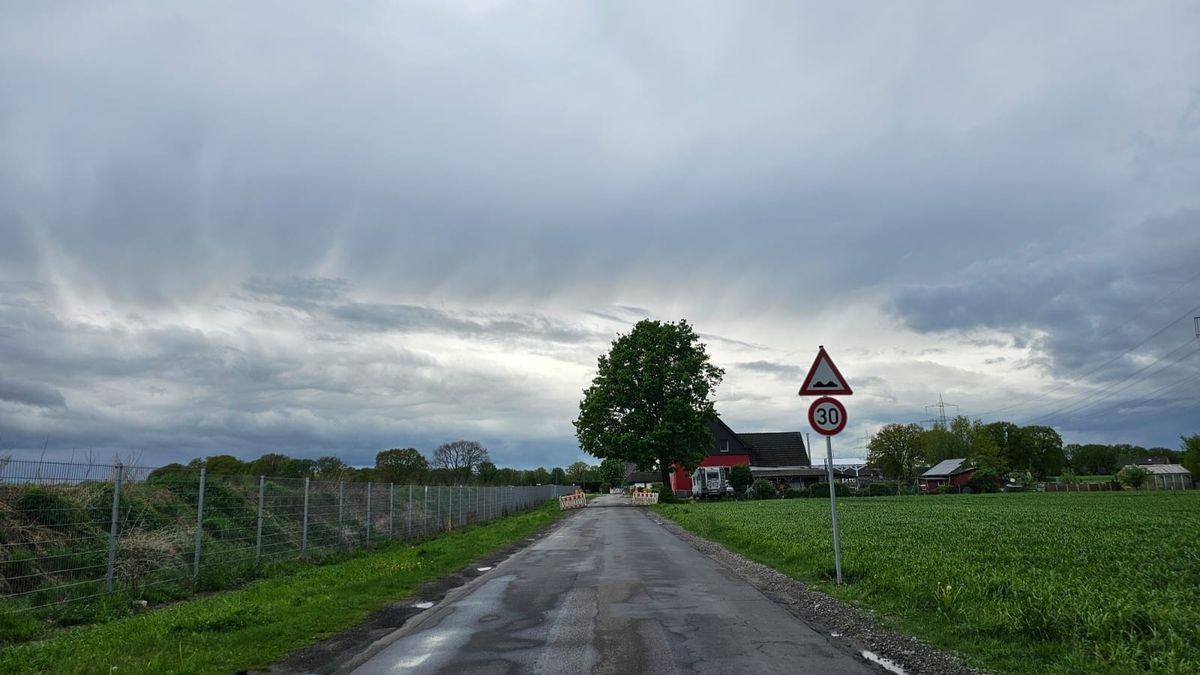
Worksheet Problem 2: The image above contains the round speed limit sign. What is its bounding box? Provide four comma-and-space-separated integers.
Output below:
808, 396, 847, 436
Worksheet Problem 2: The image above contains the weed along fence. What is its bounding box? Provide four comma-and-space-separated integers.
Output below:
0, 459, 571, 618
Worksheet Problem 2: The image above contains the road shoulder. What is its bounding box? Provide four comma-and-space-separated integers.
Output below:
648, 510, 986, 675
259, 511, 579, 675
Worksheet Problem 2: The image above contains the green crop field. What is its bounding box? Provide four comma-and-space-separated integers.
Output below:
655, 491, 1200, 674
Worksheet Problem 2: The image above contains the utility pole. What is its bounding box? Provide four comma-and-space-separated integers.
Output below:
924, 393, 958, 428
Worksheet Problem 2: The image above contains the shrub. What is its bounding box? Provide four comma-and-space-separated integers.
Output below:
728, 465, 753, 494
809, 482, 851, 497
938, 484, 958, 495
967, 467, 1000, 494
750, 479, 776, 500
783, 488, 805, 499
866, 482, 897, 497
18, 488, 81, 531
1116, 465, 1150, 489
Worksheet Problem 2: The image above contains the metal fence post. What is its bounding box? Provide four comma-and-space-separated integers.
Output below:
255, 475, 265, 564
423, 485, 429, 535
406, 484, 412, 538
366, 482, 373, 542
389, 483, 395, 538
105, 464, 123, 593
302, 477, 310, 554
436, 486, 441, 532
338, 480, 345, 546
193, 467, 206, 578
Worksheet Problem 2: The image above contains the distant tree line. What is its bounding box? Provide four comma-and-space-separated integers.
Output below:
150, 440, 621, 487
868, 415, 1193, 483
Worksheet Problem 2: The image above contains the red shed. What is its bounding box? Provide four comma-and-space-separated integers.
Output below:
918, 458, 975, 492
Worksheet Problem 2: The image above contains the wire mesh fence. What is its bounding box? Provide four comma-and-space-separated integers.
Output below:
0, 458, 571, 617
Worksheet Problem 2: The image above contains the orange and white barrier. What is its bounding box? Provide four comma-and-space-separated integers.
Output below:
558, 492, 587, 510
631, 491, 659, 506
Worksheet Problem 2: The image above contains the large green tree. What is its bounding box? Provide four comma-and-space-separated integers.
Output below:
375, 447, 428, 483
598, 457, 626, 487
867, 423, 925, 482
574, 319, 725, 490
566, 461, 591, 484
1020, 425, 1065, 477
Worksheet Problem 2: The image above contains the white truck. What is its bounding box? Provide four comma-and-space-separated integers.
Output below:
690, 465, 735, 499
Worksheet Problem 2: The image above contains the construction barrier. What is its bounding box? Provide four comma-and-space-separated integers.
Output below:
558, 492, 587, 510
631, 491, 659, 506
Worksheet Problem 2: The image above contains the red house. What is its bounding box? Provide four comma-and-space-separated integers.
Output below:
668, 419, 822, 496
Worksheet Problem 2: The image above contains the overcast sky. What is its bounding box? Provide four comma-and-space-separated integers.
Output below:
2, 2, 1198, 470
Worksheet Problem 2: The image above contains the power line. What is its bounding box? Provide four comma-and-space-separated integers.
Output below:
975, 302, 1200, 421
1021, 339, 1200, 426
1065, 368, 1200, 424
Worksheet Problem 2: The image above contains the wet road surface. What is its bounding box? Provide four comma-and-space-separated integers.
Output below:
350, 494, 880, 674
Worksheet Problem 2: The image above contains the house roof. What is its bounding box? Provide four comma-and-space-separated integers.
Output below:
705, 418, 752, 456
921, 458, 971, 478
738, 432, 810, 467
750, 467, 826, 478
1137, 464, 1191, 475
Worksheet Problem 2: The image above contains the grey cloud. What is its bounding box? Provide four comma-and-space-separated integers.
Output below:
0, 376, 66, 409
2, 3, 1195, 311
890, 210, 1200, 377
734, 360, 803, 379
698, 333, 768, 352
1, 3, 1199, 458
242, 277, 604, 344
887, 211, 1200, 440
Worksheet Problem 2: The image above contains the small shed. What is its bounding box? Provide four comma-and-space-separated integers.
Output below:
918, 458, 976, 492
1136, 464, 1193, 490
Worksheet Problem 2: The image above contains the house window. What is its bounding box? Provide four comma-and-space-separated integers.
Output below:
721, 439, 730, 453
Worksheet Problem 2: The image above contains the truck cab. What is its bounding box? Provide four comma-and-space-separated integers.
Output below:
690, 466, 734, 499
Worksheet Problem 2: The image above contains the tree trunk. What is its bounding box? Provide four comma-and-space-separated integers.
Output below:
659, 460, 673, 498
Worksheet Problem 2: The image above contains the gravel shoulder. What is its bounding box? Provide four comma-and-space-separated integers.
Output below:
649, 510, 988, 675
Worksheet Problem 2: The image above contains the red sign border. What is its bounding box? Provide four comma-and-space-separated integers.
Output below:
808, 396, 848, 436
798, 346, 853, 396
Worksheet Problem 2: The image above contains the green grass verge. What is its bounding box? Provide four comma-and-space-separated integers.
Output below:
655, 491, 1200, 674
0, 501, 561, 674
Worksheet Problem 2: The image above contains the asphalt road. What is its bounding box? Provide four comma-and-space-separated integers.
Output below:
350, 494, 881, 674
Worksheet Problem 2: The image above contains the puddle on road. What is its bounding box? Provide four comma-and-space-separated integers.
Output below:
861, 650, 907, 675
476, 566, 493, 572
411, 601, 435, 609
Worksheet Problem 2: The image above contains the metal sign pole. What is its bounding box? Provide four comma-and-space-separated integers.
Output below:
825, 435, 843, 585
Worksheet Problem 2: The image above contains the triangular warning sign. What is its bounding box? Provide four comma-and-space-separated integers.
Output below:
798, 346, 852, 396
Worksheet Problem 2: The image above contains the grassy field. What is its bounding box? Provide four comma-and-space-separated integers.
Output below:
0, 501, 561, 674
655, 491, 1200, 674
